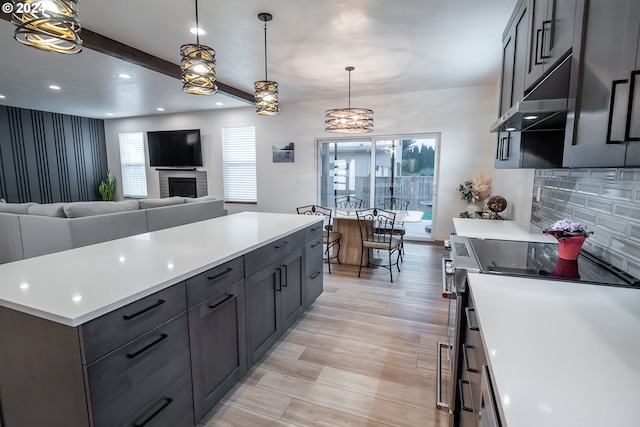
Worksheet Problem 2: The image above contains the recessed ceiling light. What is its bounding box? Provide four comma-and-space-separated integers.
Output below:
49, 85, 61, 90
190, 27, 206, 35
156, 107, 165, 111
117, 73, 132, 79
505, 127, 516, 131
106, 113, 114, 116
216, 102, 223, 106
0, 94, 6, 99
524, 115, 538, 120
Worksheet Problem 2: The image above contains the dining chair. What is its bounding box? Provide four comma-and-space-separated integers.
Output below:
380, 197, 409, 260
355, 208, 402, 282
335, 195, 363, 209
296, 205, 341, 273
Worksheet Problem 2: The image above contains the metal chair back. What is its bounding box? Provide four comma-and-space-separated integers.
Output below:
335, 195, 363, 209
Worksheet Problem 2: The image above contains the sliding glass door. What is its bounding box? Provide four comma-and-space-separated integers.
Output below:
318, 134, 439, 241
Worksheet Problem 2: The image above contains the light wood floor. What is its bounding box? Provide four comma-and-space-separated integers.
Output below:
199, 242, 451, 427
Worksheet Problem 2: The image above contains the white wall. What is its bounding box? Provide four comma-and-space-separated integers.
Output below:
491, 168, 535, 228
104, 84, 499, 241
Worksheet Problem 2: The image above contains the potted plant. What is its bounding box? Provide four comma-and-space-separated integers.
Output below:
98, 170, 116, 201
543, 218, 593, 260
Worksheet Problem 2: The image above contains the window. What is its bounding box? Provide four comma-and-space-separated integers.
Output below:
118, 132, 147, 198
222, 125, 257, 203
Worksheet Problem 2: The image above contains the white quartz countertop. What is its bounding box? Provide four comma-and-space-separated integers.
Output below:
468, 273, 640, 427
0, 212, 322, 327
453, 218, 556, 242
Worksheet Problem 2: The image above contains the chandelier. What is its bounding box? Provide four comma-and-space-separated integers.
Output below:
12, 0, 83, 54
325, 66, 373, 133
180, 0, 217, 95
254, 13, 279, 115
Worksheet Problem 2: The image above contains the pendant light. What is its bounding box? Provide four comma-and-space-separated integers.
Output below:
12, 0, 82, 54
254, 12, 279, 115
180, 0, 217, 95
325, 66, 373, 133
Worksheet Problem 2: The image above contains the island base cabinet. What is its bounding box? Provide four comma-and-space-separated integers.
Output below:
281, 247, 305, 330
188, 281, 247, 421
305, 237, 324, 308
245, 262, 283, 365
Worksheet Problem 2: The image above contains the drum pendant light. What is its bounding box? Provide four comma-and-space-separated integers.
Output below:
180, 0, 217, 95
254, 12, 279, 115
325, 66, 373, 133
12, 0, 83, 54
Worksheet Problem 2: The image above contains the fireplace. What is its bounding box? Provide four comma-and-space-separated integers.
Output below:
158, 170, 207, 198
168, 177, 197, 198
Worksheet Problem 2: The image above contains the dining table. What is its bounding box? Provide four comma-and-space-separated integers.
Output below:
331, 209, 424, 266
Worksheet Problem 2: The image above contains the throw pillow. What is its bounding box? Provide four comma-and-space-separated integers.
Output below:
63, 200, 140, 218
27, 203, 67, 217
0, 202, 35, 214
183, 195, 217, 203
138, 197, 185, 209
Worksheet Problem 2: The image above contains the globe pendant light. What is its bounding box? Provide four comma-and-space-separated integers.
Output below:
254, 12, 279, 116
325, 66, 373, 133
12, 0, 83, 54
181, 0, 217, 95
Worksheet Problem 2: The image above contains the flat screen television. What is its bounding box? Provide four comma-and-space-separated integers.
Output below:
147, 129, 203, 167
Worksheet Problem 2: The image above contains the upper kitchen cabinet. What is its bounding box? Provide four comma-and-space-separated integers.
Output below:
525, 0, 578, 90
563, 0, 640, 167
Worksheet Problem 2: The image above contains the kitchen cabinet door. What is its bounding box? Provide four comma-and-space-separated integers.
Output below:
494, 132, 522, 169
281, 246, 305, 330
563, 0, 640, 167
525, 0, 577, 90
245, 261, 282, 365
189, 281, 247, 421
623, 30, 640, 166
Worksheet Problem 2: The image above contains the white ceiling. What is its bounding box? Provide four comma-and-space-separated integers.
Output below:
0, 0, 517, 119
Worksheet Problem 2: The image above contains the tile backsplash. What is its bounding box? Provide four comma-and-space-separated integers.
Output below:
531, 168, 640, 279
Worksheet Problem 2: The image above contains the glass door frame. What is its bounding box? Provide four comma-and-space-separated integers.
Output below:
316, 133, 441, 242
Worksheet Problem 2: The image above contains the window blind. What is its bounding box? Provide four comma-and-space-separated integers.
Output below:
222, 126, 257, 203
118, 132, 148, 198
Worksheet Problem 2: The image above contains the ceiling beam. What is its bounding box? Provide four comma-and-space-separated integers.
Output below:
0, 15, 254, 103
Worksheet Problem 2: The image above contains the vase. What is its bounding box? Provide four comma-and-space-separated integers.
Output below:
551, 258, 580, 279
557, 235, 586, 260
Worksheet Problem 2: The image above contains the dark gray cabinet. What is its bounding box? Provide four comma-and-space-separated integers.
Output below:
245, 244, 305, 365
564, 0, 640, 167
305, 233, 324, 308
188, 280, 246, 421
524, 0, 577, 90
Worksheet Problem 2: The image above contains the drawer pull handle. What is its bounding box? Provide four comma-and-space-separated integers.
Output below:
209, 294, 235, 310
465, 307, 480, 331
207, 267, 234, 281
275, 241, 290, 249
126, 334, 168, 359
458, 379, 474, 412
310, 225, 321, 232
133, 397, 173, 427
311, 241, 321, 248
463, 343, 480, 373
123, 299, 165, 320
282, 264, 288, 287
310, 271, 321, 279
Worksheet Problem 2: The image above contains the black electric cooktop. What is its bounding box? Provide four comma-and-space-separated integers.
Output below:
468, 238, 640, 287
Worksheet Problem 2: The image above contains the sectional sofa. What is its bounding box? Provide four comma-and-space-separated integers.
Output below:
0, 196, 225, 264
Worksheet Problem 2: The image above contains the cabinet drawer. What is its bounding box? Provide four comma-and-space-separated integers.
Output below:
121, 373, 194, 427
306, 238, 323, 270
244, 230, 305, 276
87, 314, 191, 427
186, 257, 244, 308
305, 267, 323, 308
305, 221, 324, 241
81, 283, 187, 364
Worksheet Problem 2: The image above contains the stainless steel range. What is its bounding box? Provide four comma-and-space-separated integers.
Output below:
436, 234, 639, 426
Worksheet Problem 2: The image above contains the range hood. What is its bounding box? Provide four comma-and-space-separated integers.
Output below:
490, 55, 572, 133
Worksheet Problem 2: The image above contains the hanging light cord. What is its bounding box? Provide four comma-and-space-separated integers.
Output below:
263, 21, 268, 81
195, 0, 200, 45
347, 69, 351, 109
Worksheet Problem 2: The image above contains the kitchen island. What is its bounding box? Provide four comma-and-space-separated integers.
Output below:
466, 273, 640, 426
0, 212, 324, 427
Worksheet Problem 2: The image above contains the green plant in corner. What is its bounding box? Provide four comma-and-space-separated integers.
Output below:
98, 170, 116, 201
459, 211, 472, 218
